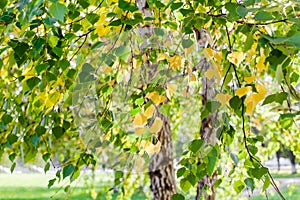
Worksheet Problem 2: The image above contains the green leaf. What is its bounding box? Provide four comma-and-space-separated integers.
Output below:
176, 167, 186, 178
180, 178, 191, 192
229, 96, 242, 111
207, 155, 217, 176
159, 104, 170, 116
63, 164, 74, 179
48, 178, 56, 189
26, 77, 41, 90
236, 5, 248, 17
182, 38, 193, 48
35, 63, 49, 74
276, 65, 283, 83
30, 134, 40, 148
262, 92, 288, 105
10, 162, 16, 173
50, 2, 67, 22
135, 97, 144, 106
9, 153, 16, 162
35, 126, 46, 136
172, 194, 185, 200
7, 134, 18, 144
248, 166, 268, 179
255, 11, 274, 21
188, 139, 204, 153
44, 162, 50, 173
233, 180, 245, 194
52, 126, 64, 139
230, 152, 239, 165
115, 170, 123, 179
49, 35, 59, 48
171, 2, 183, 11
290, 72, 299, 83
2, 113, 13, 124
186, 173, 196, 186
0, 0, 7, 9
248, 145, 258, 155
42, 153, 51, 162
244, 178, 255, 192
86, 13, 100, 25
263, 175, 270, 191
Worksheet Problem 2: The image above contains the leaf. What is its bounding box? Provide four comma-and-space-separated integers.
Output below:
245, 178, 255, 193
263, 175, 270, 191
63, 164, 74, 179
248, 166, 268, 179
188, 139, 204, 153
42, 153, 51, 162
86, 13, 100, 25
44, 162, 50, 173
255, 11, 274, 21
49, 2, 67, 22
233, 180, 245, 194
0, 0, 7, 9
133, 113, 147, 126
144, 104, 155, 118
10, 162, 16, 173
236, 86, 252, 98
186, 173, 197, 186
227, 52, 245, 66
146, 91, 166, 105
95, 25, 110, 37
216, 93, 232, 106
230, 152, 239, 165
26, 77, 41, 90
48, 35, 59, 48
177, 167, 186, 178
30, 134, 40, 148
262, 92, 288, 105
149, 117, 163, 133
180, 178, 191, 192
276, 65, 283, 83
48, 178, 56, 189
172, 194, 185, 200
35, 126, 46, 136
229, 96, 242, 111
157, 53, 168, 61
7, 134, 18, 144
168, 55, 183, 71
182, 38, 193, 48
166, 84, 177, 100
236, 5, 248, 17
2, 113, 13, 124
52, 126, 64, 139
244, 76, 256, 83
134, 127, 146, 135
9, 153, 16, 162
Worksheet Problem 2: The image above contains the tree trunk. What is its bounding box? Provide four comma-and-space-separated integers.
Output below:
135, 1, 177, 199
149, 112, 177, 199
196, 55, 218, 200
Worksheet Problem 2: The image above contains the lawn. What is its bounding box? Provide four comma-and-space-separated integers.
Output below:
0, 173, 112, 200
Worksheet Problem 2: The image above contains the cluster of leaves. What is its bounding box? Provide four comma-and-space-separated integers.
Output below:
1, 0, 300, 199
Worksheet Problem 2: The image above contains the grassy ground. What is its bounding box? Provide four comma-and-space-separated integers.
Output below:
0, 173, 112, 200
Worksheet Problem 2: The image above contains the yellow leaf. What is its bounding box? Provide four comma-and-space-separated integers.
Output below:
144, 104, 155, 118
244, 76, 256, 83
204, 68, 218, 80
185, 44, 194, 55
216, 93, 232, 106
215, 51, 222, 63
144, 141, 161, 156
166, 84, 177, 100
133, 113, 147, 126
227, 52, 245, 66
257, 56, 267, 71
246, 42, 258, 62
135, 127, 146, 135
190, 73, 197, 82
236, 86, 252, 98
45, 91, 62, 108
157, 53, 168, 61
133, 58, 142, 68
142, 54, 148, 62
149, 117, 163, 133
244, 84, 267, 115
168, 55, 183, 71
146, 91, 166, 105
95, 25, 110, 37
203, 48, 214, 60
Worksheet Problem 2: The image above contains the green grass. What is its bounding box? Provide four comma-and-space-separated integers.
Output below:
250, 187, 300, 200
0, 173, 112, 200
